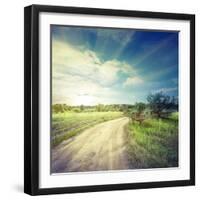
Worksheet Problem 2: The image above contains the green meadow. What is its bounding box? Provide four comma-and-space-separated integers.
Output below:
52, 111, 123, 147
127, 112, 178, 168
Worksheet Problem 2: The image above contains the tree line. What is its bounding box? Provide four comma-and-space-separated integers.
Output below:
52, 92, 178, 119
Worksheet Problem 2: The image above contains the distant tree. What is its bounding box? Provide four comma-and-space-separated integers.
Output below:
135, 102, 146, 115
52, 104, 65, 113
80, 104, 84, 111
169, 96, 178, 110
119, 104, 129, 113
63, 104, 70, 112
73, 108, 81, 113
96, 104, 104, 112
130, 103, 146, 124
147, 92, 176, 118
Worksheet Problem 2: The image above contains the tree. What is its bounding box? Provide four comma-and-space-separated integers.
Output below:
131, 103, 146, 124
96, 104, 104, 112
147, 92, 176, 118
80, 104, 84, 111
52, 104, 65, 113
135, 102, 146, 115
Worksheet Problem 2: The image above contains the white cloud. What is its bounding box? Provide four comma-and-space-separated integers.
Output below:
52, 73, 120, 105
123, 76, 144, 86
52, 39, 137, 104
153, 87, 178, 94
52, 39, 134, 86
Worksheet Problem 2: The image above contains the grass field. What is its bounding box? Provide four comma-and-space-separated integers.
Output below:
52, 111, 123, 147
127, 112, 178, 168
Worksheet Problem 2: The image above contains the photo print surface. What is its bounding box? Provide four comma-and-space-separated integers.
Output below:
51, 25, 179, 174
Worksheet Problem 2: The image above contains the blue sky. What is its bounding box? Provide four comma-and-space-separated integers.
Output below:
52, 25, 178, 106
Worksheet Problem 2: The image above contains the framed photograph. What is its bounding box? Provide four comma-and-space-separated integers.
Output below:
24, 4, 195, 195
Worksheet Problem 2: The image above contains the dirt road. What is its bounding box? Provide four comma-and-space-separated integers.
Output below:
52, 117, 130, 173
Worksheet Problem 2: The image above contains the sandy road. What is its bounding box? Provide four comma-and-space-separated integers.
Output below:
52, 117, 130, 173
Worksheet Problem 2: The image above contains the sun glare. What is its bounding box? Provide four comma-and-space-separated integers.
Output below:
74, 95, 94, 106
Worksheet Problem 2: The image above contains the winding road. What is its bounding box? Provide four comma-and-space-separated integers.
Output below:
52, 117, 130, 173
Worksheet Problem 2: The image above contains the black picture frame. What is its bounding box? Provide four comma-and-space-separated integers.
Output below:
24, 4, 195, 196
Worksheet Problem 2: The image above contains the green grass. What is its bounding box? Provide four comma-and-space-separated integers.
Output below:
52, 111, 123, 147
127, 112, 178, 168
169, 112, 178, 121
